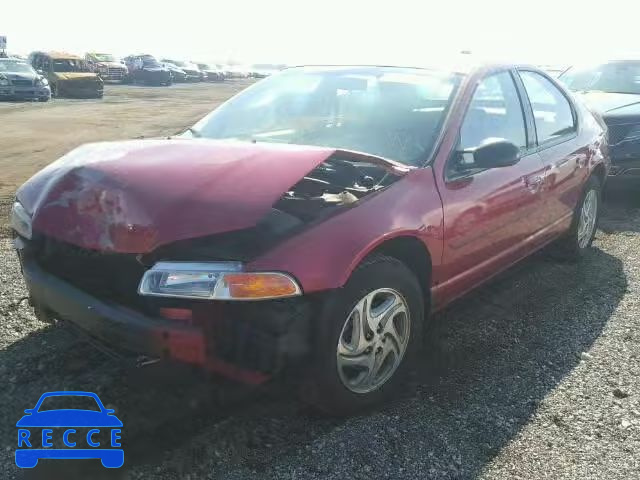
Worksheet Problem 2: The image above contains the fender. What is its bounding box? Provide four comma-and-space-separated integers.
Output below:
248, 167, 445, 294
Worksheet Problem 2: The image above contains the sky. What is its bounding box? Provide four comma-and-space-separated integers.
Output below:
2, 0, 640, 65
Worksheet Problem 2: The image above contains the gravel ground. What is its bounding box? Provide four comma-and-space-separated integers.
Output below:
1, 191, 639, 480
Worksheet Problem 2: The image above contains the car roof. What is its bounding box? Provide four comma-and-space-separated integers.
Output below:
286, 60, 538, 77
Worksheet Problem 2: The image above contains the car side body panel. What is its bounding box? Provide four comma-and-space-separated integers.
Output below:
427, 66, 609, 309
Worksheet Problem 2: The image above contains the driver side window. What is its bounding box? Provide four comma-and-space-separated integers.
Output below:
460, 71, 527, 151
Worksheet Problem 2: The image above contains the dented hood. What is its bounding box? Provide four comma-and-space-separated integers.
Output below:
17, 140, 341, 253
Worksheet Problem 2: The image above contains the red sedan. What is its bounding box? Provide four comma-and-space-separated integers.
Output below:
12, 63, 609, 414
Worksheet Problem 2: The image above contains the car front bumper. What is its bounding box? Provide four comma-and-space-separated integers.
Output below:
98, 71, 127, 81
0, 85, 50, 100
19, 246, 314, 384
57, 83, 103, 98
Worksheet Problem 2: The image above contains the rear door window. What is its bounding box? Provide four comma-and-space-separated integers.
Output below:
519, 71, 576, 145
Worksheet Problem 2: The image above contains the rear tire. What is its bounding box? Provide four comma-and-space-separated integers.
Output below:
552, 175, 601, 262
301, 255, 424, 415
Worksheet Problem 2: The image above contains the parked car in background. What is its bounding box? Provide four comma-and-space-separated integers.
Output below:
0, 57, 51, 101
12, 62, 608, 415
85, 52, 128, 82
250, 63, 286, 78
123, 54, 172, 86
160, 59, 201, 81
196, 63, 224, 81
538, 64, 569, 78
218, 65, 235, 78
228, 65, 251, 78
161, 62, 188, 82
28, 51, 103, 98
560, 59, 640, 186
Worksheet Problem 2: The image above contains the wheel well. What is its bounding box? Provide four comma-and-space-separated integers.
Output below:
592, 163, 606, 186
366, 236, 432, 303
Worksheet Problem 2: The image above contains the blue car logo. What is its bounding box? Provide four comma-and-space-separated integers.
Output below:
16, 391, 123, 468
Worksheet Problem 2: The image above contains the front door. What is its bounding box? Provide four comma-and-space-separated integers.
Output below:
435, 70, 548, 304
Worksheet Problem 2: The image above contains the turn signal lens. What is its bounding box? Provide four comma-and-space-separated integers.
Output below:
219, 273, 301, 299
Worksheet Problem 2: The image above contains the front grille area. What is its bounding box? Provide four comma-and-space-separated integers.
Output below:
606, 123, 633, 145
107, 68, 126, 78
11, 79, 33, 87
31, 235, 148, 310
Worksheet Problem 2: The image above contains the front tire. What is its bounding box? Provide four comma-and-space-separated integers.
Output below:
302, 255, 424, 415
553, 175, 601, 261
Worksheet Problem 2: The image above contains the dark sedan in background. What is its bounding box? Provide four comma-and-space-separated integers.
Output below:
196, 63, 224, 82
162, 62, 188, 82
160, 59, 202, 81
123, 55, 172, 86
560, 60, 640, 186
0, 58, 51, 101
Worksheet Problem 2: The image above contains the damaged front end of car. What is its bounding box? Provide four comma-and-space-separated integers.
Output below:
13, 140, 406, 383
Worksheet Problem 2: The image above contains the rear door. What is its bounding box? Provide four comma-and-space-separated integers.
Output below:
436, 69, 548, 301
516, 70, 588, 225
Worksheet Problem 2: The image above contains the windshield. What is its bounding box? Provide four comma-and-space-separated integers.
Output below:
560, 61, 640, 95
165, 59, 185, 67
190, 67, 461, 165
52, 59, 85, 72
142, 56, 161, 68
93, 53, 116, 62
0, 60, 34, 73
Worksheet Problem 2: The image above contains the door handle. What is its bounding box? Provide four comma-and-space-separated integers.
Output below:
524, 175, 544, 192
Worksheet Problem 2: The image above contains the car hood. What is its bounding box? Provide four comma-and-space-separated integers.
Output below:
54, 72, 100, 81
97, 61, 126, 68
17, 140, 370, 253
6, 72, 37, 80
16, 410, 123, 427
575, 91, 640, 117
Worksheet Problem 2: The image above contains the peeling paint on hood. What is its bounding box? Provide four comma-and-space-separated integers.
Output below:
16, 140, 344, 253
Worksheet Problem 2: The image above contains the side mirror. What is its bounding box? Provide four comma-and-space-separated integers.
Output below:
463, 139, 521, 169
24, 409, 34, 414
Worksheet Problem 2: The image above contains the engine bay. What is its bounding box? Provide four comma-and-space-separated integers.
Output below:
274, 155, 401, 221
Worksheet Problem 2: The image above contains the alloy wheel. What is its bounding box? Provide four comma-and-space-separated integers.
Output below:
578, 189, 598, 249
336, 288, 411, 394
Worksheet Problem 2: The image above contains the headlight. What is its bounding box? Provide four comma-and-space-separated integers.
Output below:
10, 202, 33, 240
35, 76, 49, 86
138, 262, 302, 300
0, 78, 9, 86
